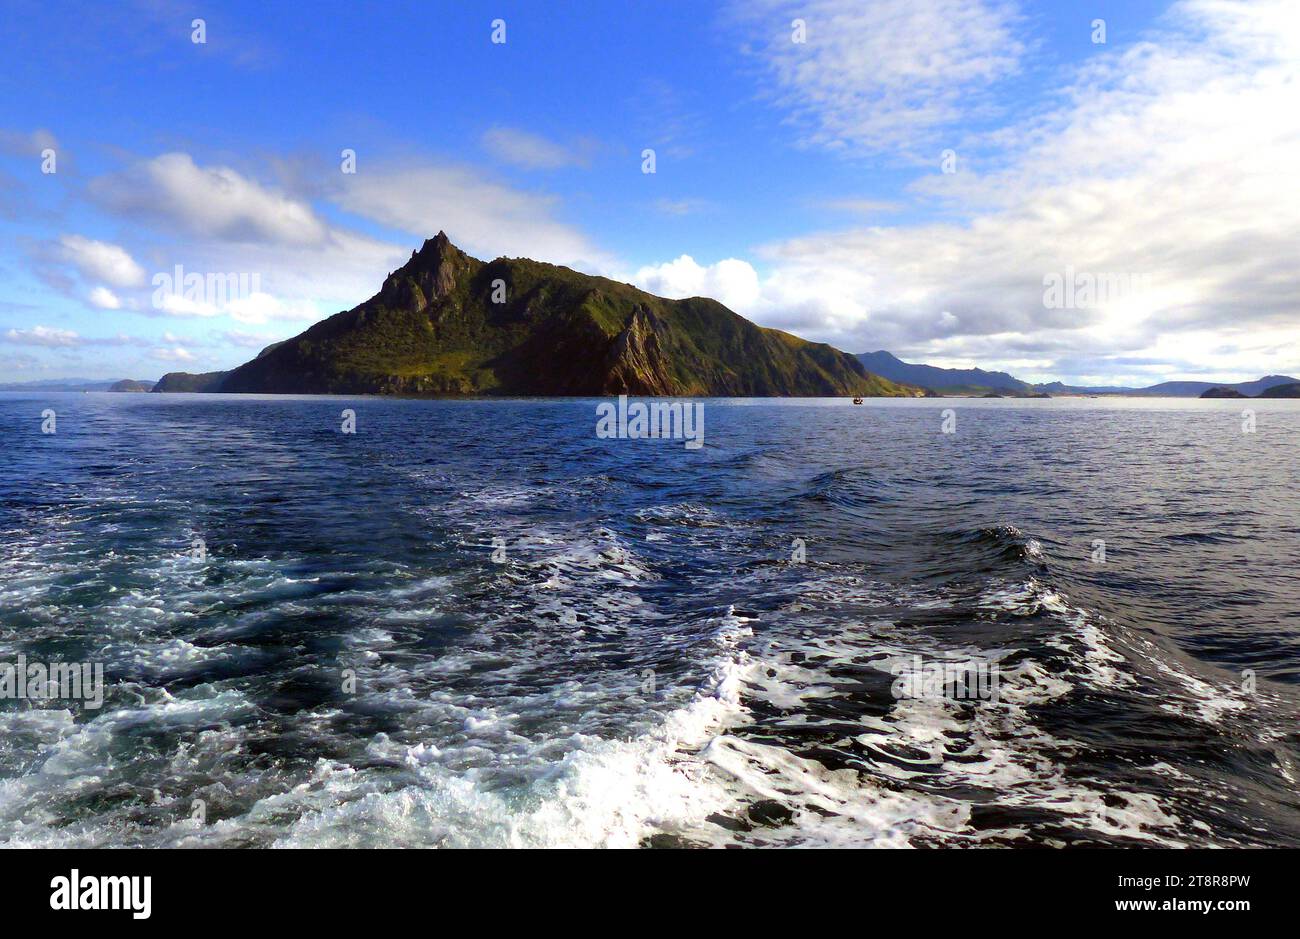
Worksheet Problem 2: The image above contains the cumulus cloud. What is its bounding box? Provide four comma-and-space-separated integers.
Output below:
333, 161, 612, 270
703, 0, 1300, 384
47, 150, 606, 337
90, 152, 330, 245
87, 286, 123, 309
5, 325, 81, 347
153, 292, 219, 318
152, 345, 196, 363
732, 0, 1024, 157
69, 151, 411, 325
632, 255, 761, 314
224, 292, 320, 325
146, 229, 409, 323
59, 235, 146, 287
482, 127, 594, 169
151, 284, 318, 324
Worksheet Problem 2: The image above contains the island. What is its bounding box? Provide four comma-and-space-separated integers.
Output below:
108, 379, 155, 393
154, 233, 923, 399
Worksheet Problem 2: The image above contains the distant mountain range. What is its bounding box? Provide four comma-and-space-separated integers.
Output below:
856, 350, 1299, 398
0, 378, 156, 392
1260, 383, 1300, 398
856, 351, 1033, 395
1202, 382, 1300, 399
1026, 375, 1298, 397
154, 233, 922, 397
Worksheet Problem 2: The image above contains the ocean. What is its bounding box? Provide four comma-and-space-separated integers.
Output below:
1, 392, 1298, 847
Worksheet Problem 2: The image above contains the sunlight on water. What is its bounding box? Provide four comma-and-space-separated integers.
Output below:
1, 394, 1298, 847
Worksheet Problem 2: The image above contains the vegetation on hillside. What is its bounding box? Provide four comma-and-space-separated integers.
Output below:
160, 233, 922, 398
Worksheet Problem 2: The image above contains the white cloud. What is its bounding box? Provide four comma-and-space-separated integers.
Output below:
77, 151, 410, 327
225, 292, 320, 325
59, 235, 146, 288
91, 153, 329, 245
632, 255, 762, 313
87, 286, 123, 309
5, 325, 81, 347
152, 345, 196, 363
732, 0, 1024, 157
156, 293, 220, 318
482, 127, 593, 169
62, 151, 607, 338
151, 285, 318, 325
333, 162, 611, 270
164, 230, 407, 321
701, 0, 1300, 384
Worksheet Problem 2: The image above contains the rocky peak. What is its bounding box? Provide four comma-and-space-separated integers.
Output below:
381, 230, 471, 311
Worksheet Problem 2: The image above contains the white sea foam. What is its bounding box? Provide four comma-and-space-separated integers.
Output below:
273, 611, 756, 848
2, 450, 1290, 850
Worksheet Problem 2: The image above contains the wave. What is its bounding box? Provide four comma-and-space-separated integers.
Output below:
4, 434, 1298, 848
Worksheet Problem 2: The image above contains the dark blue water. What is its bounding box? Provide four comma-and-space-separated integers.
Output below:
2, 393, 1298, 846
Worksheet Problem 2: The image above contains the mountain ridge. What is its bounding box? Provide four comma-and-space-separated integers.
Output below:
855, 351, 1298, 398
1204, 381, 1300, 399
155, 233, 922, 398
856, 350, 1033, 394
0, 378, 157, 392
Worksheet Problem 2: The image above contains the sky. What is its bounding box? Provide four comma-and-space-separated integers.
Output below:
1, 0, 1297, 387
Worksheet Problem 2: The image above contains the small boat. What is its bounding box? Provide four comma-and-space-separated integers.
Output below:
852, 396, 864, 405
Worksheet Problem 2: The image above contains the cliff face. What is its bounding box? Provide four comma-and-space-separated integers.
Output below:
603, 306, 677, 395
159, 232, 922, 398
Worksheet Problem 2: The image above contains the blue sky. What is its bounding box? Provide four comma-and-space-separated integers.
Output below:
2, 0, 1297, 386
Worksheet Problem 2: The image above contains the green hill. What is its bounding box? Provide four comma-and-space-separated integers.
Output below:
156, 233, 920, 398
153, 370, 229, 393
107, 379, 155, 392
1257, 383, 1300, 398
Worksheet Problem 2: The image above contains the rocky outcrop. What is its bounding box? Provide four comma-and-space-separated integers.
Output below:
377, 231, 467, 314
602, 306, 678, 395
